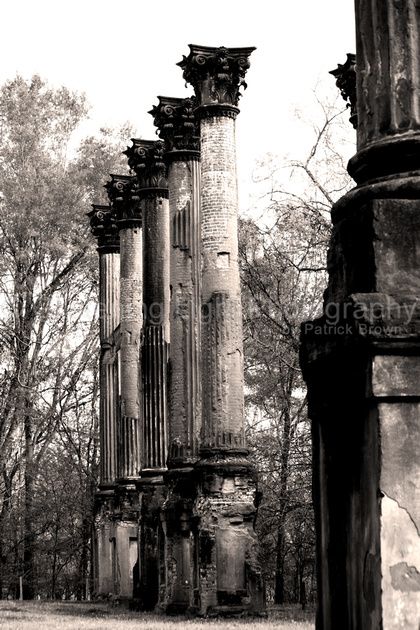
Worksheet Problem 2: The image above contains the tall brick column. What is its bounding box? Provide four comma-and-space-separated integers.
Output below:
88, 204, 120, 596
125, 139, 170, 610
150, 96, 201, 612
301, 3, 420, 628
105, 174, 142, 601
179, 45, 264, 616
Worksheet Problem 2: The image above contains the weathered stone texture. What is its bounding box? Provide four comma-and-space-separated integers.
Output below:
168, 159, 201, 462
93, 495, 115, 595
137, 479, 166, 610
355, 0, 420, 148
100, 345, 119, 485
200, 115, 244, 448
192, 459, 264, 615
118, 227, 142, 479
301, 1, 420, 626
99, 252, 120, 486
113, 520, 139, 598
142, 194, 170, 472
160, 468, 196, 613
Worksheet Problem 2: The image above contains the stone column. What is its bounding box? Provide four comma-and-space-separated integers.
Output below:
179, 45, 264, 616
106, 175, 142, 483
88, 204, 120, 487
301, 3, 420, 628
105, 174, 142, 601
150, 96, 201, 467
150, 96, 201, 612
88, 204, 120, 597
125, 139, 170, 610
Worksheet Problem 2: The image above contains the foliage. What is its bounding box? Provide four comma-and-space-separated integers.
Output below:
0, 75, 133, 599
241, 93, 354, 605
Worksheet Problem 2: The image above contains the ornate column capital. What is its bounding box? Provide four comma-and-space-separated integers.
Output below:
125, 140, 168, 199
330, 53, 357, 129
105, 174, 141, 229
87, 204, 119, 253
177, 44, 255, 119
149, 96, 200, 162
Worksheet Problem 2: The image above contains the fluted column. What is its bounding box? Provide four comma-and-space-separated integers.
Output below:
88, 205, 120, 487
126, 140, 170, 474
179, 45, 255, 451
150, 96, 201, 467
301, 3, 420, 628
178, 45, 264, 617
88, 204, 120, 597
124, 140, 170, 611
106, 175, 142, 482
149, 96, 201, 613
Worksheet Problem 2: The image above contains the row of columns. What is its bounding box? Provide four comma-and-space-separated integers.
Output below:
88, 5, 420, 625
90, 44, 263, 614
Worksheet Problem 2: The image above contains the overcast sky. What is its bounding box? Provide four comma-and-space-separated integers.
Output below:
0, 0, 356, 208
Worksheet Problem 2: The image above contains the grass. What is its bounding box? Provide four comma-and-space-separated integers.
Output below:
0, 601, 314, 630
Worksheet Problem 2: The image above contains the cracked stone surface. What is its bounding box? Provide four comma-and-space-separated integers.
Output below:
381, 494, 420, 628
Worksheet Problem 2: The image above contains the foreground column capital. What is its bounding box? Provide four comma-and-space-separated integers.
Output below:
149, 96, 200, 161
177, 44, 255, 118
330, 53, 357, 129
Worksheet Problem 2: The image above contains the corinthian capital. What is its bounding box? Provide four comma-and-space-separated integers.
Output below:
105, 174, 142, 228
124, 140, 168, 198
149, 96, 200, 161
330, 54, 357, 129
177, 44, 255, 116
87, 204, 119, 253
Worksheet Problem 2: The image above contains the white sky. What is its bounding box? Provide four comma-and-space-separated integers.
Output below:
0, 0, 356, 209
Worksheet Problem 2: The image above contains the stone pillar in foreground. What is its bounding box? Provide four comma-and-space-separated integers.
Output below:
301, 3, 420, 628
179, 45, 264, 616
125, 139, 170, 610
150, 96, 201, 612
88, 204, 120, 597
105, 174, 142, 601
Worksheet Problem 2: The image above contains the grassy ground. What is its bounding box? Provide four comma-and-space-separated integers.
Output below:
0, 601, 314, 630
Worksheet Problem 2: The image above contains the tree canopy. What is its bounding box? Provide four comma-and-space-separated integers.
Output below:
0, 75, 133, 598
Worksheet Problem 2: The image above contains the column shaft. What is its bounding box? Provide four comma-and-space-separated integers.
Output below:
178, 44, 264, 617
99, 251, 120, 485
200, 114, 244, 448
142, 194, 170, 470
168, 158, 201, 461
88, 205, 120, 488
118, 226, 142, 479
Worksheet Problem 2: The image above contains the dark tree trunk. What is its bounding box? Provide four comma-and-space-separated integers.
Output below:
274, 403, 292, 605
23, 411, 35, 600
274, 524, 285, 604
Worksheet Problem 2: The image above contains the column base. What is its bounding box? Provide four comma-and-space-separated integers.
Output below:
191, 450, 265, 617
160, 465, 197, 614
302, 320, 420, 629
301, 185, 420, 629
111, 483, 140, 601
93, 488, 116, 597
137, 473, 167, 611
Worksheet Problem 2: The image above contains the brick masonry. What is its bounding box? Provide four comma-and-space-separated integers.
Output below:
200, 116, 244, 448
